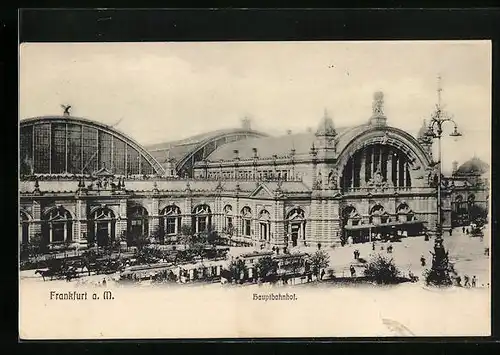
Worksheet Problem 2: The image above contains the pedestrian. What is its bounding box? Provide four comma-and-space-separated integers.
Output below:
472, 275, 477, 287
449, 228, 453, 236
350, 265, 356, 277
102, 278, 107, 287
372, 242, 375, 251
321, 269, 325, 280
464, 275, 470, 287
466, 228, 469, 235
420, 255, 426, 267
462, 226, 465, 234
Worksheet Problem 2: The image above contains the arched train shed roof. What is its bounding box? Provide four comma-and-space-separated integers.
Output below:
20, 116, 166, 175
145, 128, 270, 173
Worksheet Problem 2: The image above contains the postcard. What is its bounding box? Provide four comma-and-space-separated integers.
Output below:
19, 40, 491, 339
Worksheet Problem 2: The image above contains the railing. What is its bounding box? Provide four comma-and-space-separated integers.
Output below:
343, 187, 435, 196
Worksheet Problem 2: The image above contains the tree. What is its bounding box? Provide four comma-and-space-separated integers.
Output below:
206, 225, 219, 246
468, 204, 488, 226
180, 224, 192, 237
179, 224, 193, 245
423, 239, 454, 287
310, 250, 330, 279
28, 233, 45, 261
256, 256, 278, 282
134, 233, 150, 252
364, 254, 401, 284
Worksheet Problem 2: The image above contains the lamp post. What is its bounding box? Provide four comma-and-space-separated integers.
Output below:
425, 75, 462, 243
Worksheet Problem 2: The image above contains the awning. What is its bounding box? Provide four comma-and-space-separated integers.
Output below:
344, 220, 426, 230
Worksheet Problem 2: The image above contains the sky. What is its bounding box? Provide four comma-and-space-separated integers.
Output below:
19, 41, 491, 171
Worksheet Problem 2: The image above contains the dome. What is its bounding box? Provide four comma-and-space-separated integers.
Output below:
315, 109, 336, 137
455, 156, 489, 175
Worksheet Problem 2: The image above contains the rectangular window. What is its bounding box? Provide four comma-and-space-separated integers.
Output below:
166, 218, 176, 234
199, 218, 207, 233
51, 123, 67, 174
34, 124, 51, 173
141, 155, 154, 175
98, 131, 112, 171
20, 126, 33, 175
67, 124, 82, 174
113, 138, 126, 175
127, 148, 140, 175
82, 126, 98, 174
244, 219, 251, 236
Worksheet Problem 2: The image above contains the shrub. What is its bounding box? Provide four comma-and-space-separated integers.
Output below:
364, 254, 401, 284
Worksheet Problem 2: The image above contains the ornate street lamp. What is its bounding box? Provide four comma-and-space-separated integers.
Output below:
424, 75, 462, 243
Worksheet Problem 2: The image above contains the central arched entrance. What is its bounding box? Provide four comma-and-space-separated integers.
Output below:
340, 143, 414, 192
89, 207, 116, 247
286, 207, 306, 247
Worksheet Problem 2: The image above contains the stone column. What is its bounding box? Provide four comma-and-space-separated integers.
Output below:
360, 150, 366, 187
394, 155, 399, 188
184, 196, 192, 233
149, 198, 159, 236
369, 148, 374, 180
387, 149, 393, 186
274, 199, 285, 246
116, 199, 128, 239
30, 200, 42, 241
351, 158, 355, 188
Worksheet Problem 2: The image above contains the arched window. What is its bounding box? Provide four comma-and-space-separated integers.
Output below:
241, 206, 252, 237
468, 194, 476, 204
192, 205, 211, 234
162, 205, 182, 236
42, 206, 73, 244
286, 207, 306, 247
369, 204, 387, 225
342, 206, 360, 227
341, 144, 414, 191
454, 195, 465, 214
128, 205, 149, 239
223, 205, 233, 231
396, 202, 414, 222
89, 207, 115, 247
20, 210, 30, 245
259, 210, 271, 242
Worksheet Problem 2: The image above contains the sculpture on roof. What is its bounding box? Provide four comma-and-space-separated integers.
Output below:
314, 171, 323, 190
372, 92, 385, 117
328, 169, 338, 189
61, 104, 72, 116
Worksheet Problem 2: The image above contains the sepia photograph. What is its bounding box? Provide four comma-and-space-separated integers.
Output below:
19, 40, 491, 338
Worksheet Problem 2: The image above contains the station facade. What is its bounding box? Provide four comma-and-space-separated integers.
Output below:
19, 92, 489, 248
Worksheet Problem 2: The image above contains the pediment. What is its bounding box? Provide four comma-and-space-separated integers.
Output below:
250, 183, 274, 198
94, 166, 114, 177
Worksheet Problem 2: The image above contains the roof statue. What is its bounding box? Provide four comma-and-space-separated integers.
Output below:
417, 119, 432, 143
373, 92, 385, 116
315, 109, 337, 137
241, 117, 252, 130
369, 91, 387, 126
61, 104, 72, 116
